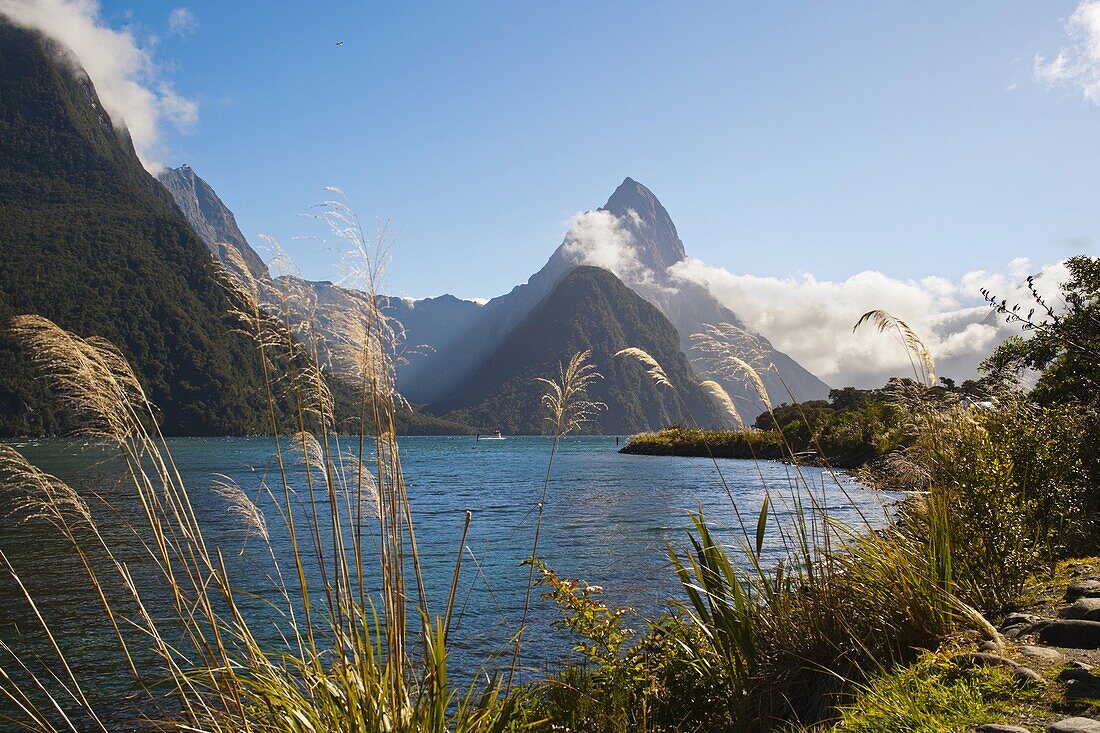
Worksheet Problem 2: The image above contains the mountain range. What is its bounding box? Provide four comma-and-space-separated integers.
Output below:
154, 165, 475, 435
157, 163, 828, 432
400, 177, 830, 418
1, 17, 831, 436
156, 165, 727, 432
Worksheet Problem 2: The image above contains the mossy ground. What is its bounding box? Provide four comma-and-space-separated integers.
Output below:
814, 648, 1043, 732
805, 557, 1100, 732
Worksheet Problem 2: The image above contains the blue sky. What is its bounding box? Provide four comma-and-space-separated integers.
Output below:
85, 0, 1095, 301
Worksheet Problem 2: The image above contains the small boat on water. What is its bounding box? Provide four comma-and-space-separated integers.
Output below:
477, 431, 505, 441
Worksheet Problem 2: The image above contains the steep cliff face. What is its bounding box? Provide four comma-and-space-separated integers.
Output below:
155, 164, 485, 391
157, 165, 270, 282
0, 21, 287, 436
154, 163, 480, 433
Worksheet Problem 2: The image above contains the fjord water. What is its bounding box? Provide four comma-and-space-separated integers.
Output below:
0, 436, 898, 716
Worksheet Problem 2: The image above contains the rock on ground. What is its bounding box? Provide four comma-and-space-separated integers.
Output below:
1020, 645, 1064, 661
1038, 620, 1100, 649
1067, 580, 1100, 601
1048, 718, 1100, 733
955, 652, 1021, 671
1012, 666, 1043, 683
1060, 598, 1100, 621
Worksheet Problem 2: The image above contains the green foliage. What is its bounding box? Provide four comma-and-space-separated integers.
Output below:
825, 650, 1039, 733
898, 399, 1098, 612
620, 425, 786, 459
216, 619, 526, 733
753, 398, 832, 432
983, 255, 1100, 407
665, 512, 963, 730
523, 502, 966, 732
429, 267, 725, 434
522, 563, 738, 732
981, 254, 1100, 518
627, 384, 917, 467
756, 384, 914, 465
534, 561, 637, 673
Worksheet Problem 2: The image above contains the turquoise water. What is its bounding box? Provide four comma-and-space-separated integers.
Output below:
0, 436, 899, 723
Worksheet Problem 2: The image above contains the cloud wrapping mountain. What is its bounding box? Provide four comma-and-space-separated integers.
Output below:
0, 0, 196, 171
562, 210, 671, 293
544, 179, 832, 411
554, 188, 1068, 389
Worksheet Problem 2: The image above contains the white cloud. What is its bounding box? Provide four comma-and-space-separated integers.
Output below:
562, 210, 648, 282
561, 209, 679, 296
1035, 1, 1100, 104
0, 0, 198, 172
668, 258, 1069, 388
167, 7, 197, 38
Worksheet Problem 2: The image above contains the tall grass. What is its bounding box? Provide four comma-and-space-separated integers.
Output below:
523, 317, 1048, 731
0, 197, 523, 731
511, 350, 604, 686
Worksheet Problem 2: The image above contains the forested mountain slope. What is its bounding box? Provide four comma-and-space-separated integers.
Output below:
0, 21, 283, 435
429, 266, 725, 434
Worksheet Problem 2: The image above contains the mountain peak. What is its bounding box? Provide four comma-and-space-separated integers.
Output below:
603, 177, 652, 214
157, 164, 269, 281
426, 264, 724, 432
599, 177, 686, 271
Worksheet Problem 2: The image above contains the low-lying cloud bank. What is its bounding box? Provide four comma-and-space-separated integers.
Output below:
669, 257, 1069, 389
0, 0, 197, 172
559, 209, 1065, 390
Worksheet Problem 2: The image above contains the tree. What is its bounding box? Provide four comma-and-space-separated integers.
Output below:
982, 256, 1100, 406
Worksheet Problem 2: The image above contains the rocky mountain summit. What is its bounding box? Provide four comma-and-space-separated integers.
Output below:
157, 164, 270, 282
